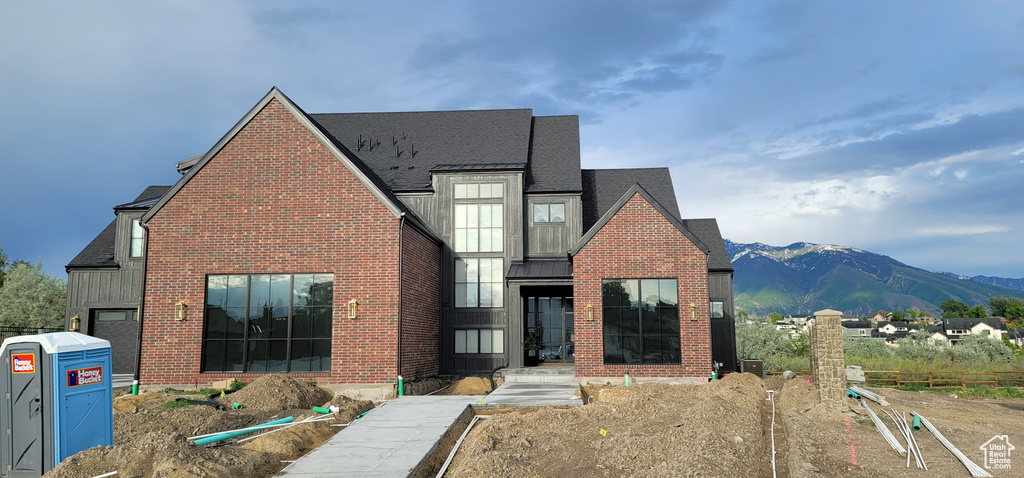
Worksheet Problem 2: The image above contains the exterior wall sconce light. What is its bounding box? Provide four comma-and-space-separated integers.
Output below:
689, 303, 697, 321
175, 301, 188, 321
585, 303, 594, 321
70, 315, 81, 332
348, 299, 358, 319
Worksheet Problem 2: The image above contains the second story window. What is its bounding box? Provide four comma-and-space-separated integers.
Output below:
533, 203, 565, 223
129, 219, 144, 258
454, 183, 504, 253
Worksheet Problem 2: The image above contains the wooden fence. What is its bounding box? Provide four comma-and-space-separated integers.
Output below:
762, 369, 1024, 388
862, 370, 1024, 389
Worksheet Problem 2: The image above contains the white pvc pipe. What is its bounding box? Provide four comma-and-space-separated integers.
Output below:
436, 415, 490, 478
912, 412, 990, 477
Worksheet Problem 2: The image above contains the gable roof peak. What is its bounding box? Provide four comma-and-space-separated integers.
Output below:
569, 182, 709, 256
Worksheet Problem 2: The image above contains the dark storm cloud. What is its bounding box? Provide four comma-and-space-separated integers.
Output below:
780, 106, 1024, 176
407, 0, 729, 111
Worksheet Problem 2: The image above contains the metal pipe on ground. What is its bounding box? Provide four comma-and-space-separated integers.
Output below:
911, 412, 991, 477
860, 400, 906, 456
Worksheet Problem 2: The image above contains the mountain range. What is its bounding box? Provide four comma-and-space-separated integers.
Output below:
725, 240, 1024, 317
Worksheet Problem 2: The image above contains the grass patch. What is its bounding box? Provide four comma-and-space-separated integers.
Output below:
158, 399, 194, 410
889, 384, 1024, 399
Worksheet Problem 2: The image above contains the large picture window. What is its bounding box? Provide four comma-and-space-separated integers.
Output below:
455, 258, 503, 308
202, 273, 332, 373
602, 279, 680, 365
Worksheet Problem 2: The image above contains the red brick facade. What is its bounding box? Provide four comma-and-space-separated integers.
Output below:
399, 220, 441, 380
573, 193, 712, 378
140, 98, 439, 385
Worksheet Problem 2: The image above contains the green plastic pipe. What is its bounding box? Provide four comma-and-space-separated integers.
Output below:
193, 417, 294, 445
624, 372, 630, 386
912, 415, 921, 431
398, 375, 404, 397
132, 380, 139, 396
312, 407, 331, 414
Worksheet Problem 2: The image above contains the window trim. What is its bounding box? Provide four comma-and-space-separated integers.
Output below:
601, 278, 681, 365
532, 203, 566, 224
201, 273, 333, 373
454, 328, 505, 354
129, 219, 145, 258
454, 257, 504, 308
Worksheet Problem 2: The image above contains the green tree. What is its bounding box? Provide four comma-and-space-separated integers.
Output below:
967, 304, 987, 318
768, 312, 783, 324
0, 248, 8, 288
0, 261, 66, 328
990, 296, 1024, 318
735, 320, 792, 369
736, 310, 749, 322
891, 310, 905, 321
940, 299, 970, 319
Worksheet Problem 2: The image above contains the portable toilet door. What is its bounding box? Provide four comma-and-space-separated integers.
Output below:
2, 341, 52, 477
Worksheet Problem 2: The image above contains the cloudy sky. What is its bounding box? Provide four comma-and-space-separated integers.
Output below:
3, 1, 1024, 279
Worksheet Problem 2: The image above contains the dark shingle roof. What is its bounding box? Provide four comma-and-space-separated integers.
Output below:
579, 168, 731, 272
841, 321, 874, 328
506, 260, 573, 280
581, 168, 680, 231
681, 218, 733, 272
67, 186, 171, 270
310, 110, 517, 191
942, 318, 1007, 331
67, 220, 118, 269
526, 116, 581, 192
115, 186, 172, 210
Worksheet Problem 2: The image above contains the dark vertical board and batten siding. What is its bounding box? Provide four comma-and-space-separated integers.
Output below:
708, 271, 738, 372
524, 194, 582, 258
397, 171, 524, 373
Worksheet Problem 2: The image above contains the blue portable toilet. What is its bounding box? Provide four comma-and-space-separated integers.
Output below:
1, 332, 113, 477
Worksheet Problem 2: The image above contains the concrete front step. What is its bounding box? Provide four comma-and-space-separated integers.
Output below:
501, 366, 579, 383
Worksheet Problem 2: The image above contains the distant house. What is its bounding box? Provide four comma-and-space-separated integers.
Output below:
884, 330, 911, 343
1006, 329, 1024, 347
869, 310, 893, 325
841, 321, 874, 337
941, 318, 1006, 342
787, 314, 811, 325
877, 321, 910, 336
924, 325, 952, 346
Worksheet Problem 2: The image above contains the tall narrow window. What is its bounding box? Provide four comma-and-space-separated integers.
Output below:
129, 219, 144, 257
455, 258, 503, 308
602, 279, 680, 364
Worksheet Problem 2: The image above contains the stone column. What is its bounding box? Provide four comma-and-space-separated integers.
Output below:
810, 309, 846, 412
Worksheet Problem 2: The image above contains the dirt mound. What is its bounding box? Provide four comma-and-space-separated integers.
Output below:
447, 379, 770, 477
45, 381, 373, 478
444, 376, 492, 395
224, 375, 334, 411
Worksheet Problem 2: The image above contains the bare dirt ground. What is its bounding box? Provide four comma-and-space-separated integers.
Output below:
447, 373, 772, 477
781, 378, 1024, 477
444, 374, 1024, 477
44, 375, 373, 478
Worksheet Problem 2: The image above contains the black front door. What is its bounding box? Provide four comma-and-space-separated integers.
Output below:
4, 343, 45, 477
525, 297, 574, 364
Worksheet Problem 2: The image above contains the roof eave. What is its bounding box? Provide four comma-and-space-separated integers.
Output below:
143, 87, 408, 224
569, 182, 711, 257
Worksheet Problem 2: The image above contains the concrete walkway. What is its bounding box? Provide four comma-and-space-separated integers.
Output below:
278, 395, 476, 477
479, 382, 582, 408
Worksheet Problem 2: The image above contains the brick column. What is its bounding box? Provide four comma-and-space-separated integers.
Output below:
810, 309, 847, 412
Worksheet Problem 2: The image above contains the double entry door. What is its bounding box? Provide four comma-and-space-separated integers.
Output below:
525, 296, 574, 364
